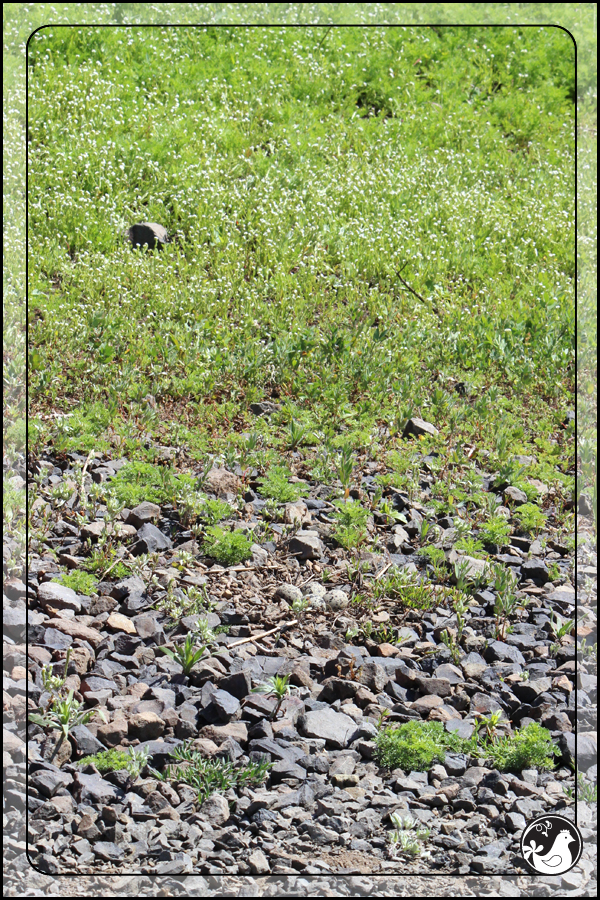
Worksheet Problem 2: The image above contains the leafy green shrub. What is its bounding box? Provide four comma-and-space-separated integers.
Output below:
109, 461, 196, 507
258, 466, 306, 503
512, 502, 547, 535
198, 497, 231, 525
60, 570, 98, 595
331, 499, 369, 549
78, 746, 149, 778
202, 525, 253, 565
454, 535, 485, 557
484, 723, 559, 772
479, 516, 512, 547
374, 719, 558, 774
374, 720, 473, 771
419, 545, 447, 566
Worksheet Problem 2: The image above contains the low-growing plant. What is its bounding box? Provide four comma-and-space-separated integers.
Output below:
331, 499, 370, 549
160, 634, 207, 676
109, 461, 196, 507
258, 466, 306, 503
291, 596, 312, 620
563, 771, 597, 804
154, 584, 214, 621
549, 611, 575, 642
478, 516, 512, 547
154, 740, 272, 803
512, 502, 546, 536
190, 617, 219, 646
29, 690, 106, 762
197, 496, 231, 525
454, 535, 486, 557
202, 525, 253, 565
60, 569, 98, 596
375, 720, 475, 771
372, 567, 441, 611
387, 813, 431, 859
335, 444, 355, 500
251, 674, 291, 719
483, 723, 559, 772
78, 746, 149, 779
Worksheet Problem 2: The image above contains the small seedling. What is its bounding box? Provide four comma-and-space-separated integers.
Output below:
251, 674, 291, 719
160, 634, 207, 676
387, 813, 431, 859
29, 690, 106, 761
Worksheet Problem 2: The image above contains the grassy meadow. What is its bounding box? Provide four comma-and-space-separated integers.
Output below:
23, 24, 577, 533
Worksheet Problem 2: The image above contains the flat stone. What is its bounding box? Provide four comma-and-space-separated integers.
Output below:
520, 559, 549, 582
43, 618, 104, 648
403, 417, 438, 438
132, 523, 172, 555
248, 848, 270, 875
287, 532, 325, 560
126, 502, 161, 528
37, 581, 82, 613
110, 576, 145, 601
128, 711, 165, 741
212, 689, 240, 719
410, 694, 444, 713
70, 724, 105, 755
199, 791, 230, 825
484, 641, 526, 666
106, 612, 137, 634
504, 486, 528, 505
206, 468, 240, 497
94, 841, 125, 861
297, 709, 360, 748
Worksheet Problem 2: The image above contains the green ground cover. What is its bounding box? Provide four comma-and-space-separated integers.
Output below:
23, 24, 576, 525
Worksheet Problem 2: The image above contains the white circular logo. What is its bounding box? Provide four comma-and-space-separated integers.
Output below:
520, 814, 583, 876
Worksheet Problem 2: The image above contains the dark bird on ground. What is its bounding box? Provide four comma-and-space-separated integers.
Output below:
124, 222, 174, 250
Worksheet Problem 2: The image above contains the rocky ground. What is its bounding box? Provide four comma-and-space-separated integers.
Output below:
3, 433, 597, 896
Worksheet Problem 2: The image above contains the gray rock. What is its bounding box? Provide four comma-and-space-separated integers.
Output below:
559, 731, 596, 771
403, 417, 438, 438
484, 641, 526, 666
287, 531, 324, 560
248, 848, 270, 874
3, 607, 26, 640
520, 559, 549, 582
504, 486, 528, 505
132, 523, 172, 554
199, 791, 230, 825
29, 768, 72, 798
70, 724, 105, 755
126, 502, 161, 528
212, 689, 240, 719
93, 841, 125, 861
37, 581, 81, 612
297, 709, 360, 749
302, 821, 340, 844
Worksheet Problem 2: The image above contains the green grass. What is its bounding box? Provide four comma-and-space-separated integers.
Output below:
24, 25, 574, 507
